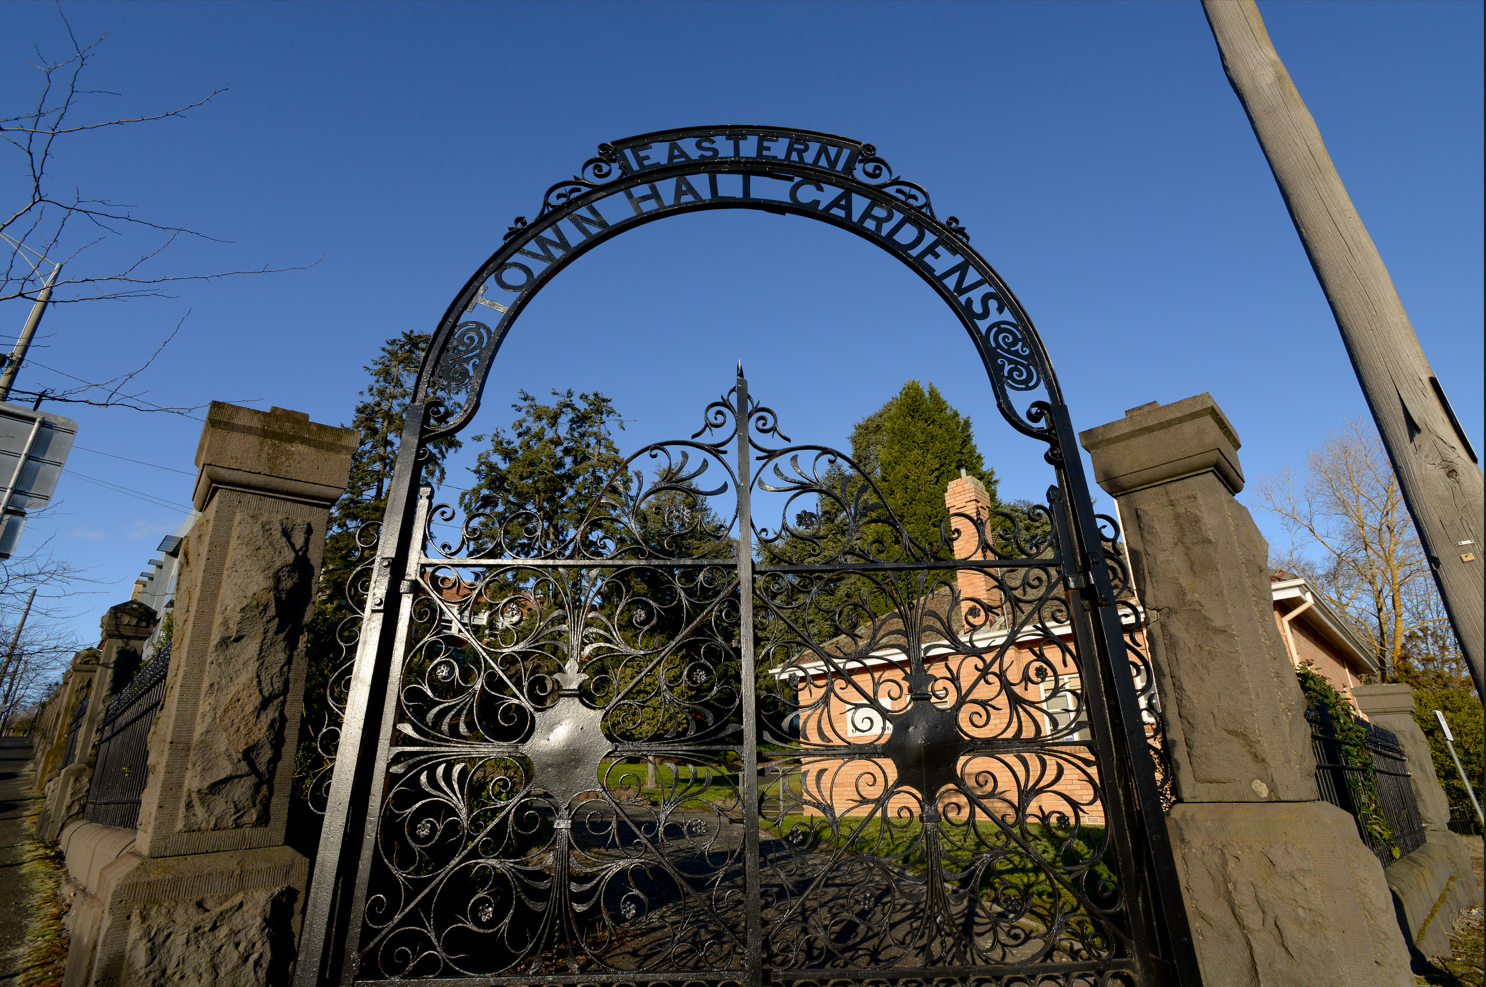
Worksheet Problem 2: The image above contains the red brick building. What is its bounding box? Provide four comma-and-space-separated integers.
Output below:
782, 482, 1377, 822
1269, 572, 1377, 708
782, 474, 1120, 825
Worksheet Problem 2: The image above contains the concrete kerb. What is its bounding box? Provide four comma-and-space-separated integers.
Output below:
59, 821, 136, 897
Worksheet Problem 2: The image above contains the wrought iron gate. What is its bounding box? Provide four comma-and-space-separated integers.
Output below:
296, 128, 1200, 987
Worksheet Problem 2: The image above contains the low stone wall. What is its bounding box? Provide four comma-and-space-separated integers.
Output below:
1385, 835, 1478, 963
38, 604, 155, 842
32, 649, 99, 796
1353, 682, 1479, 961
53, 403, 355, 987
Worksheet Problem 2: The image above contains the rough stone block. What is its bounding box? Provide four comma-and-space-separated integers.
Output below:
136, 509, 315, 855
125, 886, 299, 986
66, 844, 308, 987
179, 513, 312, 832
1384, 835, 1479, 962
132, 402, 352, 864
39, 763, 94, 841
1080, 397, 1317, 802
1127, 479, 1316, 801
1168, 800, 1414, 986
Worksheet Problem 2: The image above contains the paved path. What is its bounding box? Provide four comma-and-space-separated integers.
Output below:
0, 737, 41, 970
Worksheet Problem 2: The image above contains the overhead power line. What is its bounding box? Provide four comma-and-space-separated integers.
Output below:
63, 469, 193, 513
72, 445, 195, 476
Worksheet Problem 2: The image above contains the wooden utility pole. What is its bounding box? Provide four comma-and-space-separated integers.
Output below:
0, 262, 60, 403
1202, 0, 1484, 701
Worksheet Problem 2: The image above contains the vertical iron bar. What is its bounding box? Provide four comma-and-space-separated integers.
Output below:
1044, 484, 1161, 986
735, 367, 763, 987
1050, 404, 1202, 986
295, 402, 428, 987
336, 485, 434, 983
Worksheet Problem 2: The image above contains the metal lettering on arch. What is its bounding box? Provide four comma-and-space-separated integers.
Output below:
295, 126, 1203, 987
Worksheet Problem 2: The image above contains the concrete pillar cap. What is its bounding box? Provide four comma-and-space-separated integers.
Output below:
191, 402, 358, 511
1078, 393, 1244, 496
1351, 682, 1418, 717
100, 600, 158, 641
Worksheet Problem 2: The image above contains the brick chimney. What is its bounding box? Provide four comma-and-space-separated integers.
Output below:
945, 471, 1001, 626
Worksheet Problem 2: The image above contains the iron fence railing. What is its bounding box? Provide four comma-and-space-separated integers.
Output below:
83, 641, 171, 830
60, 696, 89, 769
1363, 720, 1427, 858
1308, 702, 1426, 867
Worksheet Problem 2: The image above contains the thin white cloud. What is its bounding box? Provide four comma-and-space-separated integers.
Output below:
127, 521, 175, 540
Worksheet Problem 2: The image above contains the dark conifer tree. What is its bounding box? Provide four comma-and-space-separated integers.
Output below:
323, 331, 461, 602
876, 380, 996, 554
759, 381, 999, 646
298, 331, 460, 801
458, 389, 624, 552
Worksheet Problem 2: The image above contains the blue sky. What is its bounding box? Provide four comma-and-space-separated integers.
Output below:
5, 0, 1481, 648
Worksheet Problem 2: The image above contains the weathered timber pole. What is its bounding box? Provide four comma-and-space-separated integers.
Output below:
1202, 0, 1484, 701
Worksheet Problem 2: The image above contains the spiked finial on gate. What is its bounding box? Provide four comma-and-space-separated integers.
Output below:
737, 361, 744, 378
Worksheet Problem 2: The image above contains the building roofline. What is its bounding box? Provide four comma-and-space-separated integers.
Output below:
1271, 575, 1378, 674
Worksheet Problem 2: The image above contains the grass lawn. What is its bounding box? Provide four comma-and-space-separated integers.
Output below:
764, 810, 1117, 915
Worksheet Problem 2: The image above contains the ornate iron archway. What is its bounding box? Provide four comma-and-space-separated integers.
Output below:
295, 127, 1201, 987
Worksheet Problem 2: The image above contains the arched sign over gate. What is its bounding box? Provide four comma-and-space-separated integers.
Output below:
296, 127, 1202, 987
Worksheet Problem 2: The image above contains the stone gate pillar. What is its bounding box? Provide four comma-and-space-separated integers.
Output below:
1080, 394, 1413, 987
33, 649, 99, 793
38, 602, 155, 840
66, 404, 356, 987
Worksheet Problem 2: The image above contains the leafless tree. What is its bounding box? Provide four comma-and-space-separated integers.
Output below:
0, 526, 103, 620
2, 7, 310, 414
0, 613, 81, 732
1257, 417, 1465, 682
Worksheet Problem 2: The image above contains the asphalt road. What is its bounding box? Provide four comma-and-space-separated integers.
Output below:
0, 737, 41, 973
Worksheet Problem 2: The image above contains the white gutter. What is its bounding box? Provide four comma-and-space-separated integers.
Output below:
1278, 590, 1315, 669
1270, 575, 1377, 675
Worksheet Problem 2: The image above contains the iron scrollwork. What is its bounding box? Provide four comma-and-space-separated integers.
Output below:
333, 379, 1169, 984
300, 127, 1202, 987
411, 127, 1060, 448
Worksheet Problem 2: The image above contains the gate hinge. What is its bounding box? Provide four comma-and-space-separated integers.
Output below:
1063, 571, 1089, 591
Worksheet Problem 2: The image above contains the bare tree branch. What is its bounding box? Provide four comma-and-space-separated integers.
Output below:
103, 309, 186, 401
1256, 417, 1464, 683
0, 529, 104, 623
9, 309, 209, 417
1, 6, 315, 309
